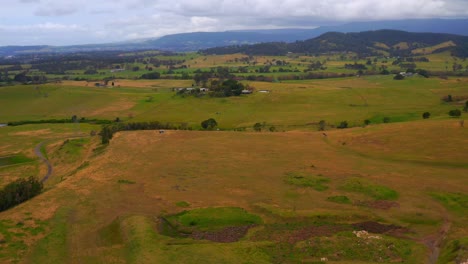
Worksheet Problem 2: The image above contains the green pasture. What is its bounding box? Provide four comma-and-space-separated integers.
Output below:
1, 75, 466, 130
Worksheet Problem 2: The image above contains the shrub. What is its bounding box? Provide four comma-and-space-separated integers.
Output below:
448, 109, 461, 117
0, 177, 43, 212
337, 121, 348, 129
383, 117, 391, 123
253, 122, 262, 132
422, 112, 431, 119
201, 118, 218, 130
393, 74, 405, 80
318, 120, 326, 131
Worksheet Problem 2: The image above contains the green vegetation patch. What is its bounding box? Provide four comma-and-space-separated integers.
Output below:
58, 138, 90, 158
175, 201, 191, 208
27, 208, 71, 263
341, 178, 398, 200
289, 232, 416, 263
0, 154, 35, 167
430, 192, 468, 215
438, 237, 468, 264
165, 207, 262, 232
98, 219, 124, 246
284, 172, 330, 191
327, 195, 352, 204
118, 179, 136, 184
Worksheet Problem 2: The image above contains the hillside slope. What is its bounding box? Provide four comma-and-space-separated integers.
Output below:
202, 30, 468, 57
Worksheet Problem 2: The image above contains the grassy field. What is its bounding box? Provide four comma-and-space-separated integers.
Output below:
0, 120, 465, 263
0, 52, 467, 263
1, 76, 467, 130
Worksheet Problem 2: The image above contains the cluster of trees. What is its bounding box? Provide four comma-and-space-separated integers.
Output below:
180, 78, 253, 98
344, 63, 367, 70
100, 121, 190, 144
201, 118, 217, 130
0, 177, 43, 212
209, 79, 248, 97
140, 72, 161, 79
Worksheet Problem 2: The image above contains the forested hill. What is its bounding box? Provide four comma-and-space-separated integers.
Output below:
201, 30, 468, 57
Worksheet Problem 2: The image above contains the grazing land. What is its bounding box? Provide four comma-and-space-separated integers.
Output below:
0, 45, 467, 263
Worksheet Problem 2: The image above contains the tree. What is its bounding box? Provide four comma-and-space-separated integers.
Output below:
337, 121, 348, 129
449, 109, 462, 117
201, 118, 217, 130
364, 119, 371, 126
393, 73, 405, 80
422, 112, 431, 119
253, 122, 262, 132
140, 72, 160, 79
464, 101, 468, 112
318, 120, 326, 131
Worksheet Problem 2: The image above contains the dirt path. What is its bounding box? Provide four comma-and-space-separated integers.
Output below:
34, 141, 53, 183
423, 215, 451, 264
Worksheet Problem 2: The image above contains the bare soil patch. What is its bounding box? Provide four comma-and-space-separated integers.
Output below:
357, 200, 400, 210
352, 221, 408, 234
190, 225, 256, 243
284, 225, 350, 244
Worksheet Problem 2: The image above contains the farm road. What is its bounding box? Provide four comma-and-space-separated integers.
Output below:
34, 141, 52, 183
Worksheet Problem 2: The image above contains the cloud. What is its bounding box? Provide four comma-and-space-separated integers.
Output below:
2, 0, 468, 45
152, 0, 467, 21
0, 22, 86, 32
34, 3, 79, 16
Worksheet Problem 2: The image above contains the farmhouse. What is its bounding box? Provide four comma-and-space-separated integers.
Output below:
258, 90, 270, 93
241, 89, 252, 94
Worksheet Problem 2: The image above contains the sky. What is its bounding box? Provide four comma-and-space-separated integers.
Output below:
1, 0, 468, 46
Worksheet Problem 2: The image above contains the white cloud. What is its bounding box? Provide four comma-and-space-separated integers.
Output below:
0, 22, 86, 32
34, 3, 80, 16
1, 0, 468, 45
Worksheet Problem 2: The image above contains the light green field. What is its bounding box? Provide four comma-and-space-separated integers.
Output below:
1, 76, 467, 130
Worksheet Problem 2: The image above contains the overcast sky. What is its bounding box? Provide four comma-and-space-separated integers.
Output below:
1, 0, 468, 46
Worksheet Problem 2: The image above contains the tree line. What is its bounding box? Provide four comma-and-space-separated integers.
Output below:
100, 121, 192, 144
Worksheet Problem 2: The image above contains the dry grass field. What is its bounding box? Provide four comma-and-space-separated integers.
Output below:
0, 119, 466, 263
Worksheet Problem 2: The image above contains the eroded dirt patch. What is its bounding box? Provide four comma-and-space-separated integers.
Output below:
357, 200, 400, 210
352, 221, 408, 234
190, 225, 256, 243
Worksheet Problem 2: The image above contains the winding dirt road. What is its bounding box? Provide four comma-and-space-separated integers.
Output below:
34, 141, 53, 183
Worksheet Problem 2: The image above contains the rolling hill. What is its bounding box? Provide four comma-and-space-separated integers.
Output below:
202, 30, 468, 57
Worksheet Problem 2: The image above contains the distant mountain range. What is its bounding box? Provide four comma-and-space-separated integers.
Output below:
1, 19, 468, 56
202, 30, 468, 57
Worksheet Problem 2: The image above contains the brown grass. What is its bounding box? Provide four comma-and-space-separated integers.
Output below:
0, 120, 466, 263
